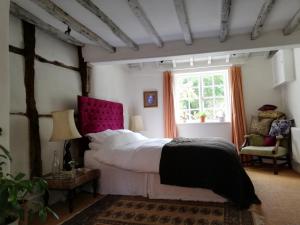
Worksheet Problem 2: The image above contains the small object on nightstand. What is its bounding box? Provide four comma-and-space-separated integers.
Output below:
51, 150, 61, 177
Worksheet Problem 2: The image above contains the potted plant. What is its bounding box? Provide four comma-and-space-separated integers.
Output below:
199, 112, 206, 123
0, 143, 58, 225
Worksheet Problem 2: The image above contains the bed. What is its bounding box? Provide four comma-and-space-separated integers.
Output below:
78, 96, 259, 208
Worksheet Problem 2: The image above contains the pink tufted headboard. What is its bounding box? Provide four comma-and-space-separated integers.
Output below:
78, 96, 124, 135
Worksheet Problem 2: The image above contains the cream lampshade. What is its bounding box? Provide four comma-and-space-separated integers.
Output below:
50, 109, 81, 141
50, 109, 81, 171
130, 115, 144, 132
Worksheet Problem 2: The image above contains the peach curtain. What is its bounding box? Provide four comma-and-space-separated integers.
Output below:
229, 66, 247, 152
163, 71, 177, 138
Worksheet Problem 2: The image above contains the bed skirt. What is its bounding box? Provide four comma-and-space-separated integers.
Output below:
84, 150, 226, 203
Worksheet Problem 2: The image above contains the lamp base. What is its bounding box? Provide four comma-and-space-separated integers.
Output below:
63, 141, 72, 171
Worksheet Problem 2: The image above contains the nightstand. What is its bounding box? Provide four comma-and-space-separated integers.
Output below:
43, 168, 100, 212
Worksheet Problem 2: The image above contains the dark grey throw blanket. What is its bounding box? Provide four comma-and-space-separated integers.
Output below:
159, 138, 260, 209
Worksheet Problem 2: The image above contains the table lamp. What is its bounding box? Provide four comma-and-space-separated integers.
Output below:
50, 109, 82, 171
130, 115, 144, 132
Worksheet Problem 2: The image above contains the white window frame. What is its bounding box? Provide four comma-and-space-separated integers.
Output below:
174, 69, 231, 123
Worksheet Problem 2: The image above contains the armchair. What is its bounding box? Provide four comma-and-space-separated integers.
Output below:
240, 118, 293, 175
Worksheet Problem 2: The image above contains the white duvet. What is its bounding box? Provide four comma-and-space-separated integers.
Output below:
87, 130, 170, 173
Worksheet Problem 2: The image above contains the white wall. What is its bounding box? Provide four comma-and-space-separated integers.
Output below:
90, 64, 131, 128
0, 0, 10, 172
127, 64, 164, 138
125, 56, 283, 141
9, 15, 81, 176
242, 56, 284, 127
281, 48, 300, 172
282, 48, 300, 127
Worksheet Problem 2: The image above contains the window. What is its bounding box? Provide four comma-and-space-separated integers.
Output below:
174, 70, 230, 123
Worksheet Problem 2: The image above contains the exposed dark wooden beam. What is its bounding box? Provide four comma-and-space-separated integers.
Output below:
173, 0, 192, 45
78, 47, 90, 96
35, 55, 80, 72
267, 50, 278, 59
283, 8, 300, 35
10, 112, 27, 117
251, 0, 277, 40
10, 2, 83, 47
128, 0, 163, 47
10, 112, 52, 118
76, 0, 139, 51
9, 45, 25, 55
30, 0, 115, 53
219, 0, 232, 42
22, 21, 42, 178
9, 45, 80, 72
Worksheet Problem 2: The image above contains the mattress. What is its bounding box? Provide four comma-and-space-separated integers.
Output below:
84, 150, 226, 202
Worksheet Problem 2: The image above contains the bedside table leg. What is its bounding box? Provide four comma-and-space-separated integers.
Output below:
92, 179, 98, 197
44, 190, 49, 206
67, 190, 74, 213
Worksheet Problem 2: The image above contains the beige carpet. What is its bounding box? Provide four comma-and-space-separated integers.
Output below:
246, 166, 300, 225
32, 167, 300, 225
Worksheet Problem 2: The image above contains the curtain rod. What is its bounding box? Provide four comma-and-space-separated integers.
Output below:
171, 64, 236, 71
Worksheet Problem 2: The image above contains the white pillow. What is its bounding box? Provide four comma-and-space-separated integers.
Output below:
86, 129, 133, 144
89, 132, 147, 150
86, 129, 115, 144
107, 132, 147, 149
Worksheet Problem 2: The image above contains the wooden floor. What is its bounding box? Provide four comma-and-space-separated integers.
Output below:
31, 167, 300, 225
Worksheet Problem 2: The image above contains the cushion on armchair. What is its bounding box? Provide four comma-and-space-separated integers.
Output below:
258, 104, 277, 111
269, 119, 292, 137
240, 146, 288, 157
258, 110, 285, 120
263, 135, 277, 146
249, 116, 273, 136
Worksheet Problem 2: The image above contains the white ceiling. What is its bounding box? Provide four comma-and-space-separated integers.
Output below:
11, 0, 300, 48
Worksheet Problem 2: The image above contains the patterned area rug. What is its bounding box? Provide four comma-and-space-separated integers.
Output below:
62, 195, 254, 225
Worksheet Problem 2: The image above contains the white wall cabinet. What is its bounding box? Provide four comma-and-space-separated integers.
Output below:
271, 49, 295, 87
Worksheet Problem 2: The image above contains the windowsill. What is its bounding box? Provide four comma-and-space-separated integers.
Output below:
176, 121, 231, 125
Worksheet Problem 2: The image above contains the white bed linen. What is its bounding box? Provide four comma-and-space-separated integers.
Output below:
84, 150, 226, 202
89, 138, 170, 173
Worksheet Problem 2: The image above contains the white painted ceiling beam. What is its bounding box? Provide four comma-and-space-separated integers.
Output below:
173, 0, 192, 45
128, 0, 163, 47
219, 0, 232, 42
251, 0, 277, 40
208, 56, 212, 65
10, 2, 83, 46
76, 0, 139, 51
83, 28, 300, 64
30, 0, 115, 53
283, 8, 300, 36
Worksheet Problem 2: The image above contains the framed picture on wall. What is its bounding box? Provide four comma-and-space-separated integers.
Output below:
143, 91, 158, 108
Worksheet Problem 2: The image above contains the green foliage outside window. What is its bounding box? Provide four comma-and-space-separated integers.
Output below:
176, 72, 228, 122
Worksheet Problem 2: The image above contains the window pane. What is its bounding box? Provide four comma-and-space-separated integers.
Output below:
191, 110, 200, 120
203, 87, 213, 97
214, 75, 224, 85
179, 110, 189, 122
204, 109, 214, 120
191, 77, 199, 87
215, 98, 225, 108
203, 76, 212, 86
215, 86, 224, 96
179, 100, 188, 109
182, 78, 188, 84
192, 88, 199, 98
190, 99, 199, 109
203, 99, 213, 108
